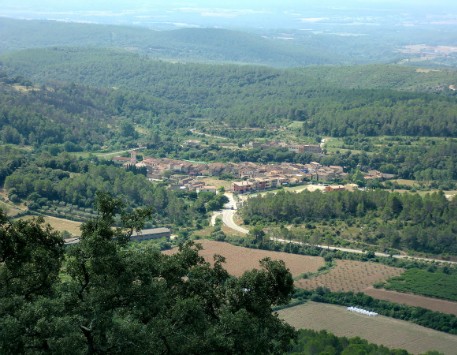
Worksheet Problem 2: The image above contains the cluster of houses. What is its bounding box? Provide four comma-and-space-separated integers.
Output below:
113, 153, 347, 192
232, 162, 347, 194
113, 151, 393, 195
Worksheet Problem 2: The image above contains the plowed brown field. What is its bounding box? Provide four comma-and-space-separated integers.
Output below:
295, 259, 404, 292
165, 240, 457, 316
364, 287, 457, 316
165, 240, 325, 277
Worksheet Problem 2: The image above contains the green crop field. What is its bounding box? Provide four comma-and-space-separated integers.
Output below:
383, 269, 457, 302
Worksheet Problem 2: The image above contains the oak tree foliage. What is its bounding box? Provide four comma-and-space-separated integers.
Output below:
0, 193, 295, 354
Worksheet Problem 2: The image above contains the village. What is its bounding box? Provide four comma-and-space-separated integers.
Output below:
113, 149, 394, 195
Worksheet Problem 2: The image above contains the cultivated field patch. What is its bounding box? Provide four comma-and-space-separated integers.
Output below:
165, 240, 325, 277
278, 302, 457, 355
295, 259, 404, 292
21, 215, 82, 236
382, 268, 457, 302
364, 287, 457, 316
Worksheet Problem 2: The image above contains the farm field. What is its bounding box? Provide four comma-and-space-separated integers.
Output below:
295, 259, 404, 292
382, 268, 457, 302
165, 241, 457, 315
278, 302, 457, 355
21, 215, 82, 236
364, 287, 457, 316
165, 240, 325, 277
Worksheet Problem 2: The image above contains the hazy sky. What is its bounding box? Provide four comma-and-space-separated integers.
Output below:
2, 0, 457, 29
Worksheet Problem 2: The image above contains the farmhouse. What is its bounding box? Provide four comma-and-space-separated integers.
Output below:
130, 228, 171, 242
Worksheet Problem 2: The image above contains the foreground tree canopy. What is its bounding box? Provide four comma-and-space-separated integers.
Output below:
0, 193, 295, 354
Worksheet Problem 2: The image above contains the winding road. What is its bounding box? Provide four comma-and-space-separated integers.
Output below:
211, 193, 249, 235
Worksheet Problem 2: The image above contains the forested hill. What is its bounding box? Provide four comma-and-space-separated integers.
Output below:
0, 73, 128, 149
2, 47, 457, 137
0, 17, 332, 67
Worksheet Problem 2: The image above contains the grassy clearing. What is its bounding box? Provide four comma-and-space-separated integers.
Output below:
383, 268, 457, 302
191, 226, 213, 238
200, 178, 232, 190
391, 179, 419, 187
278, 302, 457, 355
0, 193, 27, 217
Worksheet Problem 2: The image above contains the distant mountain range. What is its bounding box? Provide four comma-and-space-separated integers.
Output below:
0, 18, 335, 67
1, 17, 456, 68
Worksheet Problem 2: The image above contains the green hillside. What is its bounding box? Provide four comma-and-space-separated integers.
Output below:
2, 47, 457, 137
0, 18, 333, 67
0, 75, 116, 149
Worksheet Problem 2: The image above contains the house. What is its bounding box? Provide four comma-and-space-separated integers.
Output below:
187, 181, 205, 191
316, 169, 335, 182
325, 185, 346, 192
232, 181, 254, 194
253, 178, 268, 190
130, 228, 171, 242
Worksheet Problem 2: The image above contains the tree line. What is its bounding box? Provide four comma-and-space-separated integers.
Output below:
241, 189, 457, 255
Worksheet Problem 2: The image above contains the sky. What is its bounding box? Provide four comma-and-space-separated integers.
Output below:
1, 1, 457, 29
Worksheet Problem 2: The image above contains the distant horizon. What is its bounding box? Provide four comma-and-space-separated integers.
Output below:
2, 1, 457, 30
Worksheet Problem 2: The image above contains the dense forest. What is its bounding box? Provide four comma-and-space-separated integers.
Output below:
241, 189, 457, 255
2, 48, 457, 137
1, 49, 457, 185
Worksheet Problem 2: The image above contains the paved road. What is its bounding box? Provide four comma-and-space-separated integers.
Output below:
271, 238, 457, 265
211, 193, 249, 234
